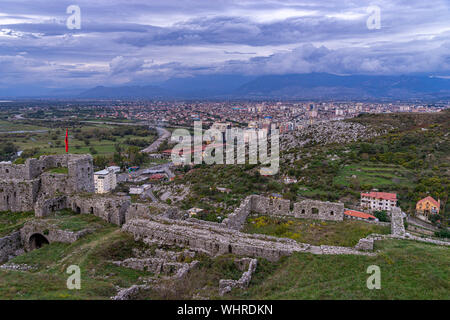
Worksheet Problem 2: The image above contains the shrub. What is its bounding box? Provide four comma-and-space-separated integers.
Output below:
434, 229, 450, 239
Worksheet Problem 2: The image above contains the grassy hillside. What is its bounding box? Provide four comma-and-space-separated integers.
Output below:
243, 215, 390, 247
230, 240, 450, 300
0, 212, 448, 300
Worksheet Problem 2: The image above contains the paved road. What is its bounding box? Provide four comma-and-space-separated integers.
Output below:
142, 127, 171, 154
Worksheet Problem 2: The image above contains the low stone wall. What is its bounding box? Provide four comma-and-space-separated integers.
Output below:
222, 195, 345, 231
20, 220, 90, 251
219, 258, 257, 296
125, 203, 152, 222
122, 216, 375, 262
354, 237, 374, 251
402, 233, 450, 246
112, 285, 150, 300
0, 232, 23, 263
222, 196, 253, 230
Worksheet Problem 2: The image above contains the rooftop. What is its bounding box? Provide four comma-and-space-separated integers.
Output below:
344, 210, 377, 220
361, 191, 397, 201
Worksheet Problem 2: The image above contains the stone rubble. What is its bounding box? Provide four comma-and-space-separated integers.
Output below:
219, 258, 257, 296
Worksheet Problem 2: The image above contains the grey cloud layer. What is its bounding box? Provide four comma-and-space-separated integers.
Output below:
0, 0, 449, 88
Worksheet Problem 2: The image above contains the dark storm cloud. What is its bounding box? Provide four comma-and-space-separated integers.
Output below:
0, 0, 448, 88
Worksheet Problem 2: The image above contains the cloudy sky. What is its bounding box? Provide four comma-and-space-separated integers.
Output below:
0, 0, 449, 91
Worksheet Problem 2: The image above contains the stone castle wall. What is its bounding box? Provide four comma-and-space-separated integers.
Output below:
0, 179, 40, 212
67, 195, 130, 226
20, 220, 90, 251
122, 216, 374, 262
223, 195, 345, 230
0, 154, 94, 214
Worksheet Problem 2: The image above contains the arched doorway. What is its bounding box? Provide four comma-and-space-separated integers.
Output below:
29, 233, 49, 250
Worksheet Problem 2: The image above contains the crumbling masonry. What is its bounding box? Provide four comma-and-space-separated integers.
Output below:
0, 154, 94, 212
223, 195, 344, 230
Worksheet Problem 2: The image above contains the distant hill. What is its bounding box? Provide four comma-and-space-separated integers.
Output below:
76, 73, 450, 100
78, 85, 170, 99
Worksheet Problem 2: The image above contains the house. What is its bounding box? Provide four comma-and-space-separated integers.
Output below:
344, 210, 378, 222
94, 168, 117, 194
214, 187, 231, 193
188, 207, 203, 217
360, 191, 397, 212
129, 186, 144, 195
270, 193, 282, 200
149, 173, 166, 181
283, 176, 298, 184
416, 196, 440, 220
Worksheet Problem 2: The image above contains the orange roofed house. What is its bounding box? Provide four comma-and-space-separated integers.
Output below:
416, 196, 440, 220
344, 210, 378, 222
360, 191, 397, 212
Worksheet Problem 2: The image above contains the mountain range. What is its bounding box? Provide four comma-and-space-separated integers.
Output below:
5, 73, 450, 100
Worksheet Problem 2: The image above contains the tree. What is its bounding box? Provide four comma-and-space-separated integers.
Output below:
374, 210, 389, 222
0, 142, 18, 161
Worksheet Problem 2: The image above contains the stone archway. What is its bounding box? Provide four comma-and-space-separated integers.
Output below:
29, 233, 49, 250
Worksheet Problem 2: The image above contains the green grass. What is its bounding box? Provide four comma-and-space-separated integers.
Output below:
0, 224, 156, 299
229, 239, 450, 300
0, 120, 47, 132
1, 122, 156, 157
333, 163, 414, 189
43, 211, 107, 232
0, 215, 448, 299
47, 167, 69, 174
243, 215, 390, 247
0, 211, 35, 237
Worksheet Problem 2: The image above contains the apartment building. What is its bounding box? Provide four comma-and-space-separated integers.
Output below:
94, 168, 117, 194
360, 191, 397, 212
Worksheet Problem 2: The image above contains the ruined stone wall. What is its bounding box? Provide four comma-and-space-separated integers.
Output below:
291, 199, 344, 221
125, 203, 152, 222
20, 220, 90, 251
122, 216, 374, 262
222, 195, 345, 231
222, 196, 253, 230
0, 232, 22, 263
251, 195, 344, 221
0, 154, 94, 214
0, 179, 40, 212
391, 207, 406, 237
0, 163, 29, 180
34, 196, 68, 218
40, 173, 72, 196
67, 155, 94, 193
67, 195, 130, 226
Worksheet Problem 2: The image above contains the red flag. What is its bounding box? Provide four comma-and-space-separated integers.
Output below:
65, 129, 69, 153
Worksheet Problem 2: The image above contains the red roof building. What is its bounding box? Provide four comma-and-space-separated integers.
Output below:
149, 173, 166, 180
361, 192, 397, 201
361, 191, 397, 212
344, 210, 377, 221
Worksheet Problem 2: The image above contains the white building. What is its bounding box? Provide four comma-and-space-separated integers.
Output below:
94, 168, 117, 194
188, 207, 203, 217
107, 166, 121, 174
360, 192, 397, 212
